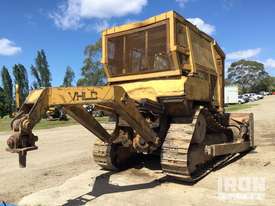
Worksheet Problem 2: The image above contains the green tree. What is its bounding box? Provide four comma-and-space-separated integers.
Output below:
62, 66, 75, 87
77, 39, 105, 86
271, 77, 275, 92
13, 64, 29, 105
254, 76, 273, 92
1, 66, 13, 115
31, 50, 52, 88
0, 86, 7, 118
227, 59, 270, 93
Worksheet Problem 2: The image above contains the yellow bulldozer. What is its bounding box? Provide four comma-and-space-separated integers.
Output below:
6, 11, 254, 182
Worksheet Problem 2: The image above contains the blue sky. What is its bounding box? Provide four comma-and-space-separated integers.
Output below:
1, 0, 275, 86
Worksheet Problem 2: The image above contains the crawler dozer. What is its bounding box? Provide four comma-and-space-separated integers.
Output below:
6, 11, 254, 182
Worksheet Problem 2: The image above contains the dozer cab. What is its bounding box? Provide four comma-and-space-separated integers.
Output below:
6, 11, 254, 182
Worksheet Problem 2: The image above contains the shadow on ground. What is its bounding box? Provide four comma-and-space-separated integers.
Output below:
62, 155, 165, 206
62, 151, 252, 206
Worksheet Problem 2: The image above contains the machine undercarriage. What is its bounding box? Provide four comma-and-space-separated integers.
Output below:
93, 104, 254, 182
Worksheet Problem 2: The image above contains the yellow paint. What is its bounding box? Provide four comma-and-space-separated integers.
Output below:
102, 11, 172, 36
15, 84, 20, 109
108, 70, 181, 83
48, 86, 116, 105
119, 77, 186, 101
184, 77, 210, 101
186, 26, 196, 74
25, 89, 44, 103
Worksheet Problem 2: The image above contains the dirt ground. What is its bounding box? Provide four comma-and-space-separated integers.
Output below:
1, 96, 275, 206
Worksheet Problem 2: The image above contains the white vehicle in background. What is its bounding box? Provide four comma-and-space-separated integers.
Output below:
251, 93, 263, 100
239, 95, 249, 103
238, 97, 246, 104
243, 93, 263, 102
256, 94, 264, 99
250, 95, 258, 101
260, 91, 270, 96
242, 93, 252, 101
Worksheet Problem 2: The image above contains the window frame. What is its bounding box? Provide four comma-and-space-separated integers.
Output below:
106, 20, 171, 77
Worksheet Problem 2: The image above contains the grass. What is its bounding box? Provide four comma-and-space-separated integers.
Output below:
225, 103, 258, 112
0, 116, 109, 132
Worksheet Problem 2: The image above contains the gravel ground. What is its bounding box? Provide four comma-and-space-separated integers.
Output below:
1, 96, 275, 206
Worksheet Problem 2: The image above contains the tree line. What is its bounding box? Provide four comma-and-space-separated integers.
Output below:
0, 39, 105, 118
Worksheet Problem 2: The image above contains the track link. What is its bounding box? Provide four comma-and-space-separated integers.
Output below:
161, 110, 200, 181
93, 140, 117, 170
93, 139, 137, 171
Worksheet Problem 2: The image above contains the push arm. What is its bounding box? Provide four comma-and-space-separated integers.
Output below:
7, 86, 160, 167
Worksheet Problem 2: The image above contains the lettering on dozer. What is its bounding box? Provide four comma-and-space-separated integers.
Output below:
69, 91, 98, 101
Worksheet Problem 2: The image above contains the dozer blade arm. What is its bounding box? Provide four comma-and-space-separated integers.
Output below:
7, 86, 159, 167
64, 105, 113, 143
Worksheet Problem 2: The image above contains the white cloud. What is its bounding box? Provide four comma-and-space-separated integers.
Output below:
94, 20, 110, 32
226, 48, 261, 60
176, 0, 189, 7
49, 1, 84, 30
187, 18, 215, 35
0, 38, 22, 56
50, 0, 147, 30
225, 60, 231, 69
264, 58, 275, 69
